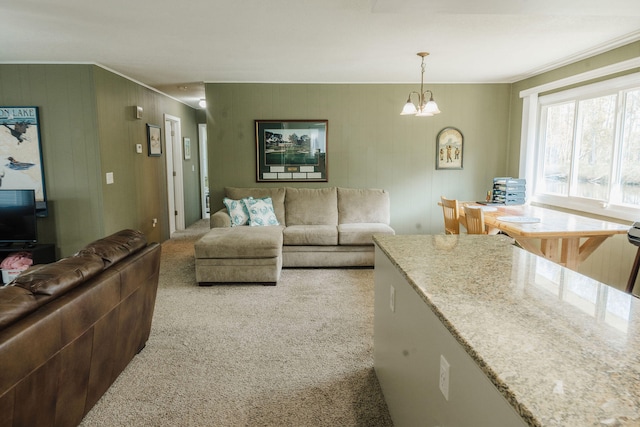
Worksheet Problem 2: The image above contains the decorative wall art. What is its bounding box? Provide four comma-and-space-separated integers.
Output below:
147, 124, 162, 157
183, 137, 191, 160
436, 127, 463, 170
0, 106, 48, 216
255, 120, 328, 182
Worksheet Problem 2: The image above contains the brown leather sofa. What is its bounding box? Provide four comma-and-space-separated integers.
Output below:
0, 229, 161, 427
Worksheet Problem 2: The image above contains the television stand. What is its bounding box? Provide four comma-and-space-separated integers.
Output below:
0, 243, 56, 265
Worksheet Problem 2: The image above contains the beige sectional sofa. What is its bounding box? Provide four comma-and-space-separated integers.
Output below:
194, 187, 395, 285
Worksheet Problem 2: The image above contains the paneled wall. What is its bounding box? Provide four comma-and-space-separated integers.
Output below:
205, 83, 512, 235
0, 64, 102, 254
206, 72, 639, 293
0, 64, 200, 257
93, 67, 201, 242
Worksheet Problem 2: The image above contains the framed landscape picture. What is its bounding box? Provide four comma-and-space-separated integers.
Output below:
255, 120, 328, 182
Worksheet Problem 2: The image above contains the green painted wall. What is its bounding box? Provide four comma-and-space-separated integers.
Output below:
93, 67, 201, 241
0, 64, 102, 255
205, 83, 512, 234
0, 64, 201, 257
507, 41, 640, 177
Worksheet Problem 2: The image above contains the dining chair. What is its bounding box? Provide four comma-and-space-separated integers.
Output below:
440, 196, 460, 235
463, 205, 487, 235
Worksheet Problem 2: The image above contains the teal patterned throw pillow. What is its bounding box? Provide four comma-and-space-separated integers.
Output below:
244, 197, 279, 226
223, 197, 250, 226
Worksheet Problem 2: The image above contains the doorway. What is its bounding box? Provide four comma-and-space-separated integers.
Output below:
164, 114, 185, 234
199, 123, 209, 219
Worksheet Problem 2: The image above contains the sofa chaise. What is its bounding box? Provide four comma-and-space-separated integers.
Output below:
194, 187, 395, 285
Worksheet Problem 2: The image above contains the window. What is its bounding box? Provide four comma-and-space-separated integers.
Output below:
620, 89, 640, 205
523, 70, 640, 221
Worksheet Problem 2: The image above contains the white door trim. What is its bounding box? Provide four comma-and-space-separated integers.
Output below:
164, 114, 185, 234
198, 123, 209, 219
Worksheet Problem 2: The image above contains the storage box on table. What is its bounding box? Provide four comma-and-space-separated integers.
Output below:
491, 177, 526, 205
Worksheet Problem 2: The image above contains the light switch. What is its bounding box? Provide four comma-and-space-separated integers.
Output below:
106, 172, 114, 184
390, 285, 395, 312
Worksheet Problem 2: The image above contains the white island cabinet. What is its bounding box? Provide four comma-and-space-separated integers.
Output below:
373, 234, 640, 427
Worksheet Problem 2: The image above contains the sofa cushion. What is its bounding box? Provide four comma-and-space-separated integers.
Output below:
244, 197, 280, 226
0, 285, 37, 329
223, 197, 250, 226
210, 208, 232, 228
337, 188, 390, 224
77, 229, 148, 268
283, 225, 338, 245
285, 187, 337, 225
195, 226, 284, 259
12, 253, 105, 298
338, 223, 396, 245
226, 187, 286, 226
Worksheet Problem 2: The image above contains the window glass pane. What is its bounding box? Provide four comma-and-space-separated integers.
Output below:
573, 95, 616, 200
541, 102, 574, 195
620, 89, 640, 206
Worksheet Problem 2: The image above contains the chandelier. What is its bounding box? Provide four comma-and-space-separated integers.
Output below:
400, 52, 441, 117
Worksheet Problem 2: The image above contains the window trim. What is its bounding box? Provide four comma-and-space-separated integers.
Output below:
519, 57, 640, 222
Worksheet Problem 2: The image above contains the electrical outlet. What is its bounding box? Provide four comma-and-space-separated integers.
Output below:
389, 285, 395, 313
439, 355, 450, 401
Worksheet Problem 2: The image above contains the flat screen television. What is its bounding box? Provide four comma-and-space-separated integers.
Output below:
0, 189, 37, 246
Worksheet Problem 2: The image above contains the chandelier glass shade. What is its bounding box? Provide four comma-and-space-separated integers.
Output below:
400, 52, 441, 117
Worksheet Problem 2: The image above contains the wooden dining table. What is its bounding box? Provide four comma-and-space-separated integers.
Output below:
458, 203, 630, 270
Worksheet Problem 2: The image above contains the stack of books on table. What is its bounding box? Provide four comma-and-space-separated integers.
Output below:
491, 177, 526, 205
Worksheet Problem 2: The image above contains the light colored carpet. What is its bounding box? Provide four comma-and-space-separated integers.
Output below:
79, 220, 393, 426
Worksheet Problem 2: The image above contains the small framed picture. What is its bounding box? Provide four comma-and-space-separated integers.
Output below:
147, 124, 161, 157
183, 137, 191, 160
436, 127, 463, 170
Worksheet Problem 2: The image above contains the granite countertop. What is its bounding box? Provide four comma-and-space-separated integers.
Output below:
373, 234, 640, 427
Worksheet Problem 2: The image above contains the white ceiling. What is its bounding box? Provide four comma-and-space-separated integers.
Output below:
3, 0, 640, 109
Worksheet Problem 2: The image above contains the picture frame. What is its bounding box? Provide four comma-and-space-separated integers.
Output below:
0, 106, 49, 216
147, 124, 161, 157
436, 127, 463, 170
183, 137, 191, 160
255, 120, 328, 182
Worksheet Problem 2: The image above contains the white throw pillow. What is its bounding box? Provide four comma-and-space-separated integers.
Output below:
223, 197, 250, 226
244, 197, 280, 226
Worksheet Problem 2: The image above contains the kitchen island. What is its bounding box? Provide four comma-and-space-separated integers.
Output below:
373, 234, 640, 427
